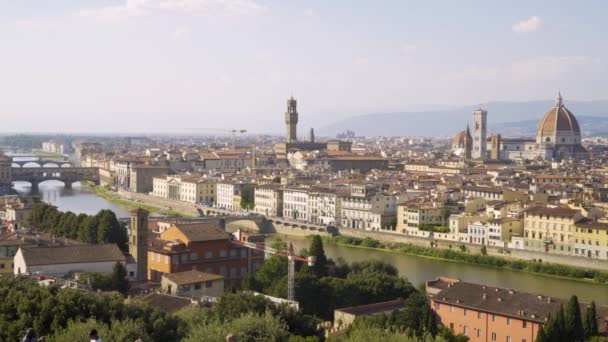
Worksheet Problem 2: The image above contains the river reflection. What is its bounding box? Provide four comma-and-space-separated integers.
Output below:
13, 181, 131, 217
270, 234, 608, 305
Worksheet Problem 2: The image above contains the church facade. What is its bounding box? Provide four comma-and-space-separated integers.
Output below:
453, 93, 586, 161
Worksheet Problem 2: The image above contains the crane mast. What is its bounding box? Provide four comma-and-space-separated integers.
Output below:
229, 238, 314, 302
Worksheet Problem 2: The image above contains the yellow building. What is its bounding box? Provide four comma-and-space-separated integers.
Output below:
161, 270, 224, 299
573, 219, 608, 260
523, 206, 580, 255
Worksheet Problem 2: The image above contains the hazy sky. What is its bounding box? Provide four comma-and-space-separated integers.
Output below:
0, 0, 606, 134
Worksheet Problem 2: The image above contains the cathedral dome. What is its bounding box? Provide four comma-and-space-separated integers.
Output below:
453, 130, 467, 146
536, 93, 581, 136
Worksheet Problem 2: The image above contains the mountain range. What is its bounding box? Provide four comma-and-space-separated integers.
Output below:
319, 100, 608, 138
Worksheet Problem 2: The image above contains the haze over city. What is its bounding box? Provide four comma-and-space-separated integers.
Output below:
1, 0, 608, 133
2, 2, 608, 342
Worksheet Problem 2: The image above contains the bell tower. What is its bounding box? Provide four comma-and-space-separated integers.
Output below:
285, 96, 298, 143
472, 109, 487, 160
129, 208, 149, 281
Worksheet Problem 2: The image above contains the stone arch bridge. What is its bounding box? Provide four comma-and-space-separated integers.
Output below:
11, 166, 99, 189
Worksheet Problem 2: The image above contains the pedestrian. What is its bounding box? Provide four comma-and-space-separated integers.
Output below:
89, 329, 102, 342
22, 328, 36, 342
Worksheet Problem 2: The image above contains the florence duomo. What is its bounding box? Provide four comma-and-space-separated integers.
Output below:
453, 92, 587, 161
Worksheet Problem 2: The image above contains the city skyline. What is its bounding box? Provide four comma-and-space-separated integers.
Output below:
1, 0, 607, 133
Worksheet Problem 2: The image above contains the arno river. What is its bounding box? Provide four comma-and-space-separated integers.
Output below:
14, 180, 608, 305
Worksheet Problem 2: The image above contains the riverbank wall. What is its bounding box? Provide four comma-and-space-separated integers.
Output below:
116, 189, 200, 217
106, 189, 608, 271
336, 227, 608, 272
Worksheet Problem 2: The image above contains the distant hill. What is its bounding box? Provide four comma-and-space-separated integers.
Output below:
319, 100, 608, 137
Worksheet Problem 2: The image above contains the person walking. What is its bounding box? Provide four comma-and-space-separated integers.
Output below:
21, 328, 36, 342
89, 329, 102, 342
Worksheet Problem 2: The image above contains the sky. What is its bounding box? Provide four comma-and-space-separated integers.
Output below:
0, 0, 607, 134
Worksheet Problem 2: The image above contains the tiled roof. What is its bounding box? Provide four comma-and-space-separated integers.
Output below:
163, 270, 224, 285
524, 206, 579, 218
336, 299, 404, 316
172, 222, 230, 242
139, 293, 192, 313
433, 281, 607, 327
20, 244, 126, 266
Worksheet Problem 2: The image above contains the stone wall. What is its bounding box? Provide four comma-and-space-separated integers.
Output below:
117, 190, 200, 217
335, 227, 608, 272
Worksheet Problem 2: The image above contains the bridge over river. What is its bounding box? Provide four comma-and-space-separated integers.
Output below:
1, 155, 99, 189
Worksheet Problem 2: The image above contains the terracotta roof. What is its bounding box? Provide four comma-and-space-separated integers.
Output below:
20, 244, 126, 266
433, 281, 608, 328
139, 293, 192, 313
537, 94, 581, 135
524, 206, 579, 218
163, 270, 224, 285
171, 222, 230, 242
575, 218, 608, 231
336, 299, 404, 316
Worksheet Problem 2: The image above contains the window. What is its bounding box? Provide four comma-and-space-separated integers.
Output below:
205, 251, 213, 259
506, 336, 511, 342
523, 321, 527, 328
205, 281, 212, 288
230, 249, 237, 258
491, 332, 496, 341
463, 326, 468, 334
241, 249, 247, 258
492, 314, 496, 322
464, 309, 468, 317
190, 252, 198, 261
172, 255, 179, 264
478, 312, 482, 319
507, 318, 511, 325
477, 330, 482, 338
220, 250, 227, 258
450, 323, 454, 331
194, 283, 201, 290
181, 254, 188, 262
450, 305, 454, 312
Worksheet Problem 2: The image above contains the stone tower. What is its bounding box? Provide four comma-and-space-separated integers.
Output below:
129, 208, 149, 281
490, 133, 501, 160
309, 127, 315, 143
472, 109, 487, 160
463, 124, 472, 161
285, 96, 298, 143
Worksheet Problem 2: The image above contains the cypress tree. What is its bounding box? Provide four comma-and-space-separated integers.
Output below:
535, 324, 548, 342
308, 235, 328, 277
583, 301, 598, 338
565, 295, 584, 342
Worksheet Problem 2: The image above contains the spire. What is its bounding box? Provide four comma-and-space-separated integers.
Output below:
555, 91, 563, 107
466, 123, 471, 136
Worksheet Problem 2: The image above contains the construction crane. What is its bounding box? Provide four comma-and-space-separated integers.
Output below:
229, 237, 315, 301
182, 127, 247, 150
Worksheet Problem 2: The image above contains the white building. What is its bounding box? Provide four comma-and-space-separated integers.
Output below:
467, 221, 488, 245
152, 176, 216, 204
308, 189, 343, 226
341, 185, 397, 231
216, 181, 251, 211
14, 244, 127, 276
254, 186, 283, 217
283, 188, 310, 221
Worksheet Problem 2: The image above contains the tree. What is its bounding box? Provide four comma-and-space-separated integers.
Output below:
47, 318, 149, 342
565, 295, 584, 342
110, 262, 129, 294
183, 312, 288, 342
308, 235, 328, 277
584, 301, 599, 338
240, 186, 255, 210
